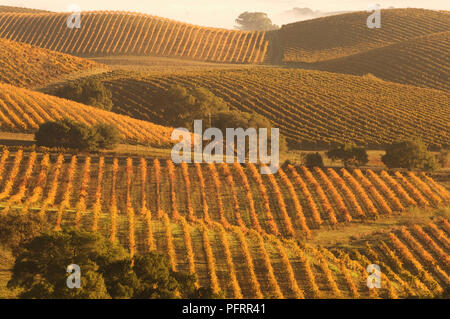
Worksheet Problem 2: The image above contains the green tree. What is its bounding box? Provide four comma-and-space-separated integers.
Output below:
8, 229, 124, 298
156, 85, 229, 129
0, 212, 51, 256
235, 12, 279, 31
8, 229, 222, 299
327, 143, 368, 167
35, 119, 120, 152
53, 78, 113, 111
381, 139, 438, 170
303, 152, 324, 168
94, 123, 120, 150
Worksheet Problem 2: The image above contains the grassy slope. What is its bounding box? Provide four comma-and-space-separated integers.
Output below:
0, 6, 48, 13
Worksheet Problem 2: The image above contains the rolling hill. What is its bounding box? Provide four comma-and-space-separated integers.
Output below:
305, 32, 450, 91
0, 6, 48, 13
0, 38, 105, 88
0, 5, 449, 300
0, 8, 448, 70
48, 68, 449, 148
0, 11, 268, 64
277, 8, 450, 63
0, 82, 173, 146
0, 151, 448, 298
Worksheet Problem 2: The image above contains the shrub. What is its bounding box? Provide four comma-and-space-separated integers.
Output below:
303, 152, 324, 168
8, 229, 221, 299
382, 139, 438, 170
156, 85, 228, 128
35, 119, 120, 152
93, 123, 120, 150
327, 143, 368, 167
436, 150, 449, 168
52, 78, 113, 111
0, 212, 51, 256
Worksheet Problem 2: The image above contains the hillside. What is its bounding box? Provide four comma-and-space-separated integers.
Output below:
0, 151, 448, 298
0, 82, 173, 146
0, 11, 268, 64
52, 68, 450, 148
277, 8, 450, 63
0, 6, 48, 13
0, 38, 105, 88
306, 32, 450, 91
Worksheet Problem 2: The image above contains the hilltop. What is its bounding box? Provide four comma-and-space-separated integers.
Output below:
0, 38, 105, 89
45, 68, 449, 148
0, 6, 48, 13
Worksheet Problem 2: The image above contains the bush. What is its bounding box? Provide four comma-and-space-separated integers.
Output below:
35, 119, 120, 152
381, 139, 438, 170
327, 143, 368, 167
303, 152, 324, 168
157, 85, 289, 154
0, 212, 51, 256
52, 78, 113, 111
8, 229, 222, 299
156, 85, 229, 129
93, 123, 121, 150
436, 150, 449, 169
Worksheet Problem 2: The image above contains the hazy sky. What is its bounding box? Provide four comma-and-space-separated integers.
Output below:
3, 0, 449, 28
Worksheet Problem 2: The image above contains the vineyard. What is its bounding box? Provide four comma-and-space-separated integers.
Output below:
57, 68, 450, 148
0, 151, 448, 298
0, 4, 449, 300
277, 8, 450, 63
0, 82, 174, 146
0, 38, 104, 89
0, 11, 269, 64
308, 32, 450, 91
0, 6, 48, 13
